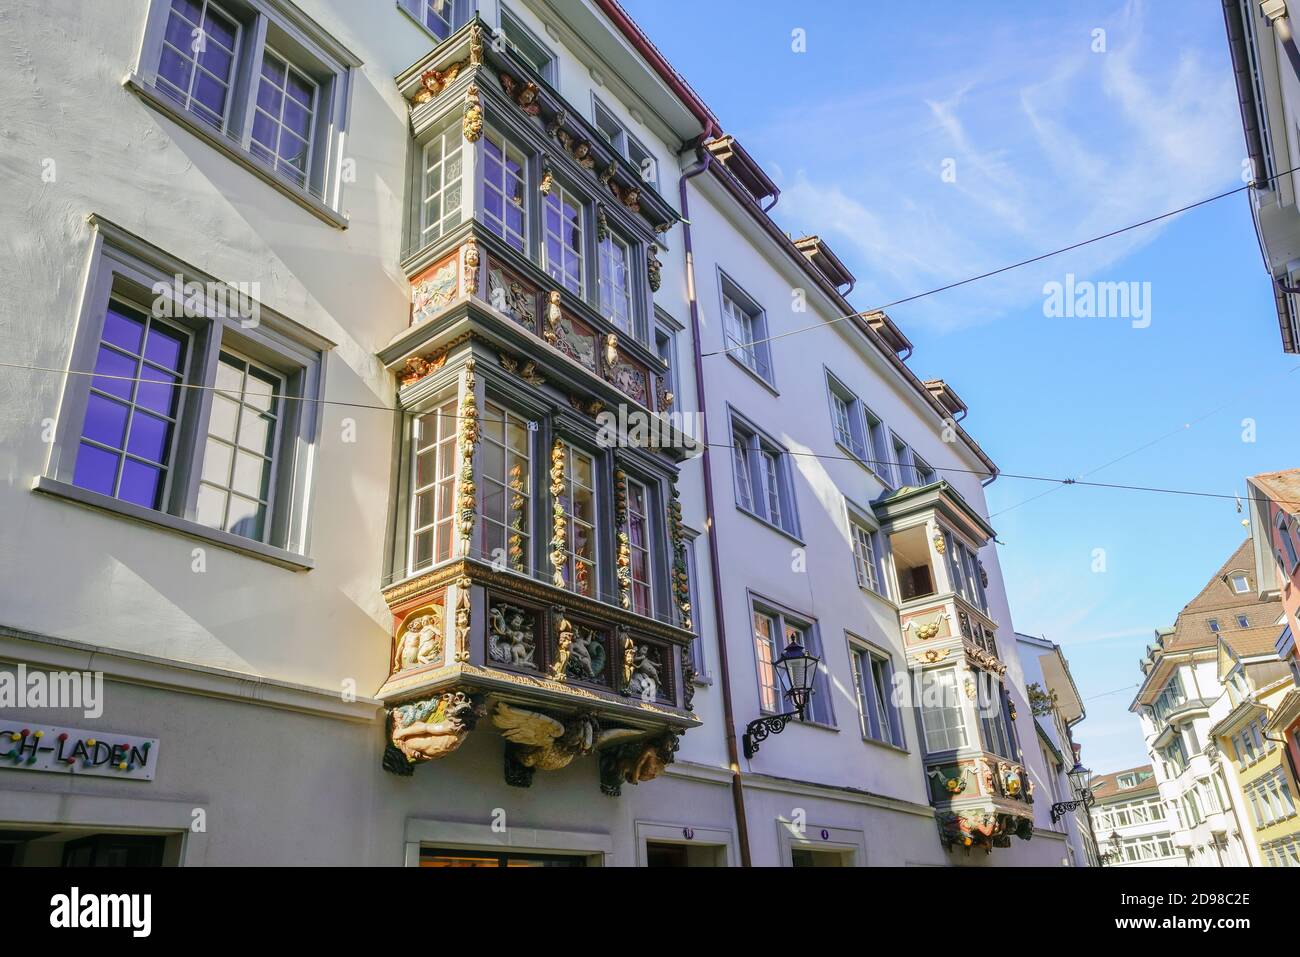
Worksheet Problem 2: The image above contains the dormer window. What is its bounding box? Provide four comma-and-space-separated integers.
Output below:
1207, 618, 1220, 633
1231, 573, 1250, 593
1237, 614, 1250, 628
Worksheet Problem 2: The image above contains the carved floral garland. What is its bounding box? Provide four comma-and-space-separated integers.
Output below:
668, 483, 692, 631
549, 440, 567, 588
454, 576, 472, 663
457, 360, 479, 553
614, 464, 632, 610
507, 461, 527, 572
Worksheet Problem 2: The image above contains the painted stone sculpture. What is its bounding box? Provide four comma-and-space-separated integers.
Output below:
599, 732, 680, 797
488, 604, 536, 668
384, 691, 485, 775
492, 703, 641, 788
393, 606, 444, 673
412, 263, 458, 325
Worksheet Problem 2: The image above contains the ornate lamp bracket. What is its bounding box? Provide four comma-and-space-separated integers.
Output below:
1049, 787, 1095, 824
742, 712, 797, 759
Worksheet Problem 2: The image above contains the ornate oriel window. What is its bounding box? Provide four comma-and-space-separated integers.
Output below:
543, 182, 584, 296
481, 127, 528, 254
479, 400, 532, 572
408, 397, 459, 573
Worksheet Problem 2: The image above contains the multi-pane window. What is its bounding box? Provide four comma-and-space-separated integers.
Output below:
544, 184, 584, 296
849, 514, 888, 598
598, 233, 634, 336
1248, 770, 1298, 827
891, 434, 916, 486
683, 535, 705, 672
721, 290, 771, 382
913, 455, 936, 485
55, 229, 323, 557
500, 7, 556, 83
73, 301, 189, 510
138, 0, 356, 210
558, 444, 598, 598
404, 0, 469, 40
422, 118, 465, 245
979, 680, 1014, 758
626, 478, 653, 616
250, 50, 317, 187
482, 128, 527, 253
851, 644, 903, 747
731, 417, 797, 535
479, 402, 531, 573
409, 399, 459, 573
865, 409, 891, 479
593, 98, 657, 187
654, 323, 677, 397
1231, 573, 1250, 593
195, 353, 282, 542
919, 668, 968, 752
751, 605, 831, 725
942, 529, 987, 611
155, 0, 240, 130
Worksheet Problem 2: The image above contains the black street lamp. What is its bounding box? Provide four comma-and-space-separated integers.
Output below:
742, 636, 820, 759
1050, 760, 1095, 824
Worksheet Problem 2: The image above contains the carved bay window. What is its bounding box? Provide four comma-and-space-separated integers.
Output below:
376, 20, 699, 793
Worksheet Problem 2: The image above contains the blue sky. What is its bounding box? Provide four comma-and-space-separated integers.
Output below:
622, 0, 1299, 772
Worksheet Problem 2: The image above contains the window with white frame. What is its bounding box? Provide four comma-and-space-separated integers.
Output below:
848, 509, 888, 598
919, 667, 968, 752
49, 223, 323, 557
730, 414, 797, 535
913, 454, 936, 486
499, 6, 556, 84
543, 182, 584, 296
1207, 618, 1221, 633
420, 116, 465, 245
825, 373, 866, 458
481, 127, 528, 254
625, 476, 654, 617
195, 352, 284, 541
1231, 573, 1251, 593
720, 278, 772, 384
891, 433, 916, 487
864, 407, 891, 479
850, 642, 904, 747
401, 0, 471, 41
592, 97, 658, 188
134, 0, 357, 209
598, 232, 635, 336
941, 528, 987, 611
408, 397, 459, 574
557, 443, 599, 598
751, 602, 832, 725
478, 401, 532, 574
1236, 614, 1250, 628
977, 675, 1015, 759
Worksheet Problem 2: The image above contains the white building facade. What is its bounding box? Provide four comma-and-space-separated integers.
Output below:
1088, 767, 1184, 868
0, 0, 1070, 866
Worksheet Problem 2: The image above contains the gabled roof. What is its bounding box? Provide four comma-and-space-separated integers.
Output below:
1089, 765, 1158, 802
1133, 539, 1283, 706
1250, 468, 1300, 517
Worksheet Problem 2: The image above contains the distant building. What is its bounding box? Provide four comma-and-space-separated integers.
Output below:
1131, 540, 1290, 866
1087, 766, 1183, 867
1017, 632, 1096, 866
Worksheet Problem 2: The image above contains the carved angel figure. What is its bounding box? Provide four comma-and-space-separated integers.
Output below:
492, 703, 641, 782
393, 609, 443, 672
489, 606, 535, 667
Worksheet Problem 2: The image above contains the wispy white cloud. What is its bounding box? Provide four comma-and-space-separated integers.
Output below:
759, 0, 1239, 333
